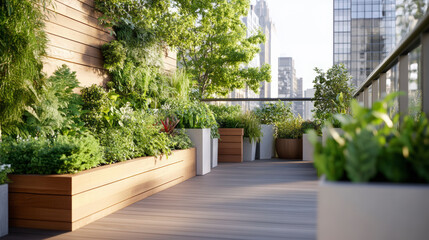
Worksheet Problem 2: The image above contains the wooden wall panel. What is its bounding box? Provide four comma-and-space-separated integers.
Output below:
43, 0, 177, 87
218, 128, 244, 163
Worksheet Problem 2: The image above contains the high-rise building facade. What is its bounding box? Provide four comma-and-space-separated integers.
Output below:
278, 57, 296, 99
255, 0, 279, 98
304, 88, 316, 120
333, 0, 396, 88
295, 77, 304, 117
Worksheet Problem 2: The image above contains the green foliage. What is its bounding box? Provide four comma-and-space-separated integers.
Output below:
0, 0, 50, 138
102, 40, 127, 71
313, 64, 354, 125
174, 0, 271, 98
241, 112, 262, 143
163, 101, 219, 138
302, 120, 322, 135
309, 92, 429, 183
253, 101, 293, 124
0, 164, 12, 185
11, 65, 84, 137
275, 116, 304, 139
168, 129, 193, 150
0, 134, 105, 174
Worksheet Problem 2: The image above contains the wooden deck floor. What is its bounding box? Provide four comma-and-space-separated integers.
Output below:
4, 159, 318, 240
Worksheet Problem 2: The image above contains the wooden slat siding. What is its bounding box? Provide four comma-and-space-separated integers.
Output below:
6, 160, 318, 239
218, 128, 244, 163
8, 148, 196, 231
42, 0, 111, 86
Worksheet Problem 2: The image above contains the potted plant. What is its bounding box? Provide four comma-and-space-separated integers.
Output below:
166, 101, 217, 175
0, 164, 11, 237
209, 105, 244, 163
275, 116, 304, 160
301, 120, 321, 161
241, 112, 262, 162
253, 101, 293, 159
308, 93, 429, 240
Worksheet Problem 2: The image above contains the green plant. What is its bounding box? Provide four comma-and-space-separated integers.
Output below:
253, 101, 293, 124
0, 164, 12, 185
164, 101, 219, 138
0, 0, 50, 139
313, 64, 354, 125
0, 134, 104, 174
309, 92, 429, 183
275, 116, 304, 139
241, 112, 262, 143
12, 65, 84, 137
302, 120, 322, 135
168, 129, 193, 150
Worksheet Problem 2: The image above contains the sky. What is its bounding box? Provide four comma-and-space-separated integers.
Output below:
251, 0, 333, 90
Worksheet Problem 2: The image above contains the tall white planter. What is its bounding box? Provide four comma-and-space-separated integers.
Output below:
211, 138, 218, 168
185, 129, 211, 176
322, 127, 343, 146
302, 134, 321, 161
318, 178, 429, 240
256, 124, 274, 159
243, 138, 256, 161
0, 184, 8, 238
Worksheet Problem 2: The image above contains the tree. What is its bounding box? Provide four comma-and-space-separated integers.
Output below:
0, 0, 49, 139
169, 0, 271, 98
312, 64, 354, 124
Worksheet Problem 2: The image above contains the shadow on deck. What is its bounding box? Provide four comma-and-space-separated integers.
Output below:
4, 159, 318, 240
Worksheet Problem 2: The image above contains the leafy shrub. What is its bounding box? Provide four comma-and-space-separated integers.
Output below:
0, 0, 49, 137
302, 120, 321, 135
163, 101, 219, 138
102, 40, 126, 71
14, 65, 84, 137
0, 164, 12, 185
0, 134, 104, 174
253, 101, 293, 124
309, 93, 429, 183
98, 127, 135, 163
241, 112, 262, 142
313, 64, 354, 125
275, 116, 304, 139
168, 129, 193, 150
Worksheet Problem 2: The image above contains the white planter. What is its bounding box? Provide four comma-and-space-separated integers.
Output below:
318, 178, 429, 240
322, 127, 343, 146
302, 134, 321, 161
0, 184, 8, 238
211, 138, 218, 168
256, 124, 274, 159
185, 129, 211, 176
243, 138, 256, 162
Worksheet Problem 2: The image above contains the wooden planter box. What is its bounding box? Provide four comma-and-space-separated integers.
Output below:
8, 148, 196, 231
275, 138, 303, 160
218, 128, 244, 163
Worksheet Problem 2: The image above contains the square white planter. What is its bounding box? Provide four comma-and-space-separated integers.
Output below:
185, 129, 211, 175
318, 178, 429, 240
256, 124, 274, 159
302, 134, 321, 161
243, 138, 256, 162
322, 127, 343, 146
0, 184, 8, 238
211, 138, 218, 168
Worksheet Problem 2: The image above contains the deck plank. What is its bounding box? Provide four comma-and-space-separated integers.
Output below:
5, 159, 318, 240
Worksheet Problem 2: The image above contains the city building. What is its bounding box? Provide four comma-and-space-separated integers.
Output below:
333, 0, 396, 88
255, 0, 279, 98
295, 77, 304, 117
304, 88, 316, 120
278, 57, 296, 99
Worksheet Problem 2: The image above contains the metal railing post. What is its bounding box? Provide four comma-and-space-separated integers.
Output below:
372, 79, 379, 103
379, 73, 387, 98
398, 55, 409, 115
421, 33, 429, 117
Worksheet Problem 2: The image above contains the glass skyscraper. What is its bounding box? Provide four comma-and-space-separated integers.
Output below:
333, 0, 396, 88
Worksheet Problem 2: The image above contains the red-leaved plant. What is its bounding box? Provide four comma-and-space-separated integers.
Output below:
160, 116, 180, 135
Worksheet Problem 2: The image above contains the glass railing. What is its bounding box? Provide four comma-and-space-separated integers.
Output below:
354, 6, 429, 117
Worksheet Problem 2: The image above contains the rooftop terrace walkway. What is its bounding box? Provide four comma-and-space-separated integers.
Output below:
5, 159, 318, 240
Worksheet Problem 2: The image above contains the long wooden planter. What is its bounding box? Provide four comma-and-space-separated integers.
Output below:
8, 148, 196, 231
218, 128, 244, 163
